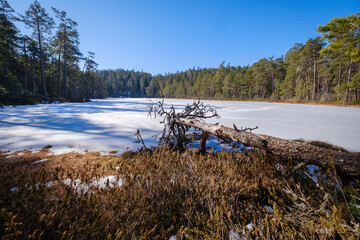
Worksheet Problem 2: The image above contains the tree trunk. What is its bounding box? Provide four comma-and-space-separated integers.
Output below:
68, 66, 72, 99
312, 51, 317, 100
58, 53, 61, 97
51, 57, 55, 96
37, 23, 47, 99
338, 56, 342, 87
2, 63, 8, 90
346, 59, 353, 102
175, 118, 360, 177
32, 57, 36, 95
63, 26, 67, 98
23, 38, 28, 91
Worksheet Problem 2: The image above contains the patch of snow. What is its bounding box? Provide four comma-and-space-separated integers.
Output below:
91, 175, 124, 188
306, 165, 320, 182
246, 223, 253, 231
10, 181, 54, 192
306, 165, 319, 175
264, 205, 273, 213
61, 175, 124, 194
275, 163, 285, 175
229, 230, 243, 240
0, 98, 359, 155
62, 179, 90, 194
168, 232, 188, 240
31, 158, 49, 164
44, 182, 54, 188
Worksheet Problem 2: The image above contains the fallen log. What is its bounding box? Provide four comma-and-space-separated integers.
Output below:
175, 118, 360, 177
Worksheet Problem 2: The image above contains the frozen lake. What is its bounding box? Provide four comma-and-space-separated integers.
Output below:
0, 98, 359, 154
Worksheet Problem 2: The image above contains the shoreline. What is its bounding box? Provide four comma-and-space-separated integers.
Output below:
1, 95, 360, 108
0, 95, 91, 107
165, 97, 360, 108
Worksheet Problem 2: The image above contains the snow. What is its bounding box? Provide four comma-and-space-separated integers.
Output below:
31, 158, 49, 164
306, 165, 320, 175
8, 175, 125, 194
61, 175, 124, 193
246, 223, 254, 231
306, 165, 320, 182
275, 163, 286, 175
0, 98, 359, 154
264, 205, 273, 213
229, 230, 243, 240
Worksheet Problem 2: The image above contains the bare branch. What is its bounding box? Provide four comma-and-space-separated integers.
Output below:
134, 129, 148, 150
148, 99, 219, 149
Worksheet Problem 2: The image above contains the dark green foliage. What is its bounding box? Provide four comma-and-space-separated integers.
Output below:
0, 1, 359, 104
0, 0, 20, 98
98, 69, 152, 97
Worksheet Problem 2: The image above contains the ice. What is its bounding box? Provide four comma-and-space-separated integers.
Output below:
0, 98, 359, 154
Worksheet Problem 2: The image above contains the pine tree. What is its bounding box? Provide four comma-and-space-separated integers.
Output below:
0, 0, 19, 97
318, 11, 360, 101
22, 1, 54, 99
52, 7, 80, 98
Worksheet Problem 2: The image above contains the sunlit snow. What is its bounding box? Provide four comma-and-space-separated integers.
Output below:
0, 98, 359, 154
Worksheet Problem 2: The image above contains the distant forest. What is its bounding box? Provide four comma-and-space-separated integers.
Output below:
0, 0, 359, 103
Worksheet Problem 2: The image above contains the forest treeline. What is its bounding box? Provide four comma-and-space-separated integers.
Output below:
144, 10, 360, 103
0, 0, 103, 102
0, 0, 359, 103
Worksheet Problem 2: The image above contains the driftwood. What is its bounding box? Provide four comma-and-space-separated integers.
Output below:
174, 118, 360, 177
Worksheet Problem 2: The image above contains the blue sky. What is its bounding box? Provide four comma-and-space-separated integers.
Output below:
10, 0, 360, 74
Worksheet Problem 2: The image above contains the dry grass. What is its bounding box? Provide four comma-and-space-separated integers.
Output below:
0, 147, 359, 239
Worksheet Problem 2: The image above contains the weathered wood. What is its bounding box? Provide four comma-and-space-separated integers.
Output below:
200, 131, 209, 154
175, 118, 360, 177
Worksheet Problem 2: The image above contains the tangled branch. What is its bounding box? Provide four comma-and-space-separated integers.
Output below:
148, 99, 219, 149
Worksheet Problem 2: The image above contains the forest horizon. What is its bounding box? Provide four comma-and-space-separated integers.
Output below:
0, 1, 359, 104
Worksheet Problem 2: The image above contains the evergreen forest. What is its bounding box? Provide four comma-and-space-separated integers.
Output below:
0, 0, 359, 104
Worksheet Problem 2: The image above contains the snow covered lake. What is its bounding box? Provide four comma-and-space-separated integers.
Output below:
0, 98, 359, 154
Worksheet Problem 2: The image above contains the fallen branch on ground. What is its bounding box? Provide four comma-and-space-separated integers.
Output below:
174, 118, 360, 177
149, 99, 360, 177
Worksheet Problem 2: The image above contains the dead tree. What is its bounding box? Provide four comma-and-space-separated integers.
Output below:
148, 99, 218, 149
175, 118, 360, 177
149, 100, 360, 177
